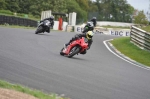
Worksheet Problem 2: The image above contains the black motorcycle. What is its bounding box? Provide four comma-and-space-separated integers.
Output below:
35, 20, 51, 34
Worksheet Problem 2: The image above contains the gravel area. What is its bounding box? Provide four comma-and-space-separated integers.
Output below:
0, 88, 38, 99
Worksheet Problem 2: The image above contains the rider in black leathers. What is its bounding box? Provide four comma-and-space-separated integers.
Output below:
40, 16, 54, 33
82, 17, 97, 33
64, 31, 94, 54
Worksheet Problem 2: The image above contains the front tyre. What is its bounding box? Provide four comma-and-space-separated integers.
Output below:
68, 46, 80, 58
35, 26, 43, 34
60, 48, 65, 56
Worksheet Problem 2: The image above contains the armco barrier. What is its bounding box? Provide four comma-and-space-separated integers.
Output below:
0, 15, 37, 27
130, 26, 150, 51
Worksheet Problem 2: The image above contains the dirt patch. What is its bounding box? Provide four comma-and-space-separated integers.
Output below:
0, 88, 38, 99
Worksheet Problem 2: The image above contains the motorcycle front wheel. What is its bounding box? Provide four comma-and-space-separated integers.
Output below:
60, 48, 65, 56
68, 46, 80, 58
35, 26, 43, 34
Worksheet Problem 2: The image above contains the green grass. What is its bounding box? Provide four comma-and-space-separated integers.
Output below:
110, 37, 150, 66
0, 80, 68, 99
141, 25, 150, 33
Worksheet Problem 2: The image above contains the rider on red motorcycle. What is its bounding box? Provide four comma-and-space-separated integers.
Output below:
64, 31, 94, 54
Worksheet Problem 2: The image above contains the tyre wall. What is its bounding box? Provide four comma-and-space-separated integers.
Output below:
0, 15, 37, 27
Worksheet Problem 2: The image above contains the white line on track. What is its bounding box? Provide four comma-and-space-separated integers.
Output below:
103, 39, 150, 71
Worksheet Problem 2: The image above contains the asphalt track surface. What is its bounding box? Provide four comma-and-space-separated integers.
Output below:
0, 27, 150, 99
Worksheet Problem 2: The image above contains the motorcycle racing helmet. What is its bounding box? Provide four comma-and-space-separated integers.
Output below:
86, 31, 94, 40
50, 15, 54, 20
87, 22, 94, 28
92, 17, 96, 20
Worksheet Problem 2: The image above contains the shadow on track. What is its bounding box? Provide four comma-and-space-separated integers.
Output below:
59, 54, 88, 61
71, 56, 88, 61
35, 33, 51, 36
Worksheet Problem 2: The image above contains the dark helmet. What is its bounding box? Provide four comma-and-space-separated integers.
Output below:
92, 17, 96, 20
91, 17, 97, 26
50, 15, 54, 20
93, 17, 96, 20
87, 22, 94, 27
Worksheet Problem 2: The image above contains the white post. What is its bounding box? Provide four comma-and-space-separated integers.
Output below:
68, 13, 72, 25
68, 12, 76, 26
72, 12, 76, 26
41, 10, 52, 20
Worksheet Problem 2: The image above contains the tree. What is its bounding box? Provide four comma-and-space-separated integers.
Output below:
0, 0, 6, 10
133, 11, 149, 25
110, 0, 134, 22
1, 0, 135, 23
17, 0, 34, 14
92, 0, 134, 22
5, 0, 20, 12
50, 0, 67, 13
88, 0, 98, 12
75, 0, 89, 11
88, 0, 99, 20
66, 0, 87, 23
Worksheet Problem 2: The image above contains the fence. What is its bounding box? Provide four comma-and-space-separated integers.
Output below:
0, 15, 37, 27
130, 26, 150, 51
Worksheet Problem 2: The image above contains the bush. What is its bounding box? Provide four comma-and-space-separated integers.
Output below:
0, 10, 13, 15
0, 10, 40, 21
17, 13, 25, 17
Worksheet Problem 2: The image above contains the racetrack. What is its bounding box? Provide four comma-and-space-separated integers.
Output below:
0, 27, 150, 99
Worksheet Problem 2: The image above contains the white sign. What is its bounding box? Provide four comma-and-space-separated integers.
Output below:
74, 26, 104, 34
74, 26, 84, 33
109, 30, 130, 36
74, 26, 131, 36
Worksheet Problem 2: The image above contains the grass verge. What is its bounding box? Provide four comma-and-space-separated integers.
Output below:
0, 80, 68, 99
110, 37, 150, 66
141, 25, 150, 33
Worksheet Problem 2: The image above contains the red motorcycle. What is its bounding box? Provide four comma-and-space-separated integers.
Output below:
60, 37, 89, 58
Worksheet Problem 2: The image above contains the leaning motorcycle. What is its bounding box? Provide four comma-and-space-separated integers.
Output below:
35, 20, 51, 34
60, 37, 89, 58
